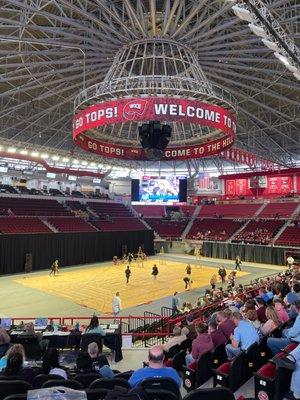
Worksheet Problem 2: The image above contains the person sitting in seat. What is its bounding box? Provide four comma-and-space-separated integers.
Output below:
42, 347, 67, 379
208, 321, 227, 348
0, 344, 34, 383
87, 342, 114, 378
185, 323, 214, 365
216, 310, 236, 340
128, 345, 181, 388
274, 299, 289, 323
260, 306, 281, 336
0, 344, 25, 373
162, 326, 189, 353
85, 316, 106, 336
225, 312, 259, 360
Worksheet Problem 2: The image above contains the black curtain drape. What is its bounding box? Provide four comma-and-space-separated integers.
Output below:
202, 241, 285, 266
0, 230, 154, 275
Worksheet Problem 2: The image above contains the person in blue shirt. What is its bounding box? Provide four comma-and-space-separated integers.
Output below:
225, 312, 259, 360
85, 316, 106, 336
128, 345, 181, 388
268, 300, 300, 355
171, 292, 180, 314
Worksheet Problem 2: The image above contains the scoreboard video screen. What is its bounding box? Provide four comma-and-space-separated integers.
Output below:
139, 176, 182, 202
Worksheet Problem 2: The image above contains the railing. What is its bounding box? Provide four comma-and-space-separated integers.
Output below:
8, 271, 282, 347
74, 75, 237, 111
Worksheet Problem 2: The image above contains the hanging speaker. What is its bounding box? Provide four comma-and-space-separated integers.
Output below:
131, 179, 140, 201
179, 179, 187, 202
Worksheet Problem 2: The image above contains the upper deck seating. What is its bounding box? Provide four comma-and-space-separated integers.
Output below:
258, 202, 298, 219
88, 202, 132, 217
198, 204, 261, 218
145, 218, 187, 238
187, 218, 243, 241
0, 217, 52, 234
133, 205, 165, 217
93, 217, 147, 232
275, 226, 300, 247
234, 220, 284, 245
0, 197, 70, 216
48, 217, 97, 233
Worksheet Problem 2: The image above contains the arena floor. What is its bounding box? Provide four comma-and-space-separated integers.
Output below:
0, 255, 284, 318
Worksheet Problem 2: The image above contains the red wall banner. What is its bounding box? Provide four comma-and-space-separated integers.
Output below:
72, 97, 236, 160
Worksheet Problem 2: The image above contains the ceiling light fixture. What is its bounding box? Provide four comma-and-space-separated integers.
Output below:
7, 147, 16, 153
248, 23, 268, 38
232, 5, 252, 22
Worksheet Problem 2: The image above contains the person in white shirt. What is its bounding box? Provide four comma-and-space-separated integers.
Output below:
112, 292, 122, 318
287, 256, 295, 268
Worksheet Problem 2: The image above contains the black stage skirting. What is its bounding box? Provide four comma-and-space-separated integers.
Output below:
10, 331, 123, 362
202, 241, 285, 266
0, 230, 154, 275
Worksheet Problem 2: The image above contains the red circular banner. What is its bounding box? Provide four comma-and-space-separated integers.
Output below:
73, 97, 236, 160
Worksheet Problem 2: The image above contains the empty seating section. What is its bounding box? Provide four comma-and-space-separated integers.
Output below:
180, 205, 196, 217
48, 217, 97, 233
199, 203, 261, 218
234, 220, 284, 245
93, 217, 147, 231
133, 205, 165, 217
146, 218, 187, 237
275, 226, 300, 246
88, 202, 132, 217
0, 217, 51, 234
187, 218, 243, 241
0, 197, 70, 216
65, 201, 87, 212
258, 202, 298, 218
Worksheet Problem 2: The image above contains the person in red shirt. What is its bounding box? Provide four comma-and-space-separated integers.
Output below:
185, 323, 214, 365
216, 310, 235, 340
208, 320, 227, 348
256, 298, 267, 323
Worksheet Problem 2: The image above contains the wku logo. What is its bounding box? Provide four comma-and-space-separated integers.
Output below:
123, 99, 148, 121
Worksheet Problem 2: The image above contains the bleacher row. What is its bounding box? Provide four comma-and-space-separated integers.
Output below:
0, 197, 298, 246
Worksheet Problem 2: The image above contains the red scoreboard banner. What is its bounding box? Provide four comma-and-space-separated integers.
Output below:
72, 97, 236, 160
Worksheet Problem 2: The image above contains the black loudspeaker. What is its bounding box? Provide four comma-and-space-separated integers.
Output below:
131, 179, 140, 201
179, 178, 187, 202
25, 253, 32, 273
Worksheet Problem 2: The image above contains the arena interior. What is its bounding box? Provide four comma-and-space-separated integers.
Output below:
0, 1, 299, 399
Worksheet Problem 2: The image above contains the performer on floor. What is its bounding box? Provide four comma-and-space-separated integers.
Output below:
218, 265, 227, 284
186, 264, 192, 283
152, 264, 159, 280
183, 276, 191, 290
125, 265, 131, 284
49, 259, 59, 276
112, 292, 122, 320
113, 256, 118, 265
128, 252, 134, 265
235, 256, 242, 271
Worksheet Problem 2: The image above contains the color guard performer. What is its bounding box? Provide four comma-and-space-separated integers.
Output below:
49, 259, 59, 276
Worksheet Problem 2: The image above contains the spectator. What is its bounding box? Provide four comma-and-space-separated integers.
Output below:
0, 345, 34, 383
207, 320, 227, 348
163, 326, 189, 353
260, 306, 281, 336
246, 309, 262, 341
0, 326, 10, 357
128, 345, 181, 388
256, 297, 267, 323
0, 344, 25, 373
186, 323, 214, 365
284, 283, 300, 307
87, 342, 114, 378
172, 292, 180, 314
216, 310, 235, 340
21, 322, 43, 347
274, 299, 289, 323
267, 300, 300, 355
76, 351, 93, 373
225, 312, 259, 360
42, 347, 67, 379
85, 316, 106, 336
185, 314, 197, 341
